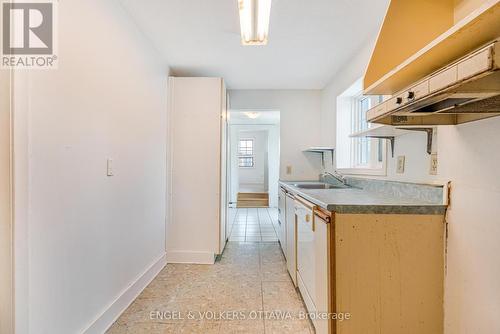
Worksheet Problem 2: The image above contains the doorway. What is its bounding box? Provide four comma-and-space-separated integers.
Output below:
225, 111, 280, 243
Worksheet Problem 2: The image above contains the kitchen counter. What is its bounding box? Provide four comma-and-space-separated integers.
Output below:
279, 179, 447, 214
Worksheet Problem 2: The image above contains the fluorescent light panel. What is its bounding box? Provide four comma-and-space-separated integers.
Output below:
238, 0, 272, 46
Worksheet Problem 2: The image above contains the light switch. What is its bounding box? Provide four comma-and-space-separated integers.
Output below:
397, 156, 405, 174
286, 165, 292, 175
430, 153, 438, 175
107, 158, 114, 176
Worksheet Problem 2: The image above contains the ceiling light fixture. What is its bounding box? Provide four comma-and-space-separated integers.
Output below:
244, 112, 260, 119
238, 0, 272, 46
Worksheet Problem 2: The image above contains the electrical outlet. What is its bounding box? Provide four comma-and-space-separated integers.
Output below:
286, 165, 292, 175
430, 153, 438, 175
397, 156, 405, 174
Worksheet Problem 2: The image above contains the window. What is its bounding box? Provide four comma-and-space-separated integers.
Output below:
238, 156, 254, 168
336, 78, 387, 175
238, 139, 254, 168
238, 139, 254, 156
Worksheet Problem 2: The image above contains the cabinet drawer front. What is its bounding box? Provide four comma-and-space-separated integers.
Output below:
407, 80, 429, 102
387, 94, 405, 112
457, 47, 493, 81
429, 66, 457, 92
367, 103, 387, 121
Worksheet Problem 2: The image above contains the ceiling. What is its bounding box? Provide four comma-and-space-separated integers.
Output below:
119, 0, 390, 89
229, 111, 280, 125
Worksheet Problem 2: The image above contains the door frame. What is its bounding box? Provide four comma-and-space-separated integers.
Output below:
227, 123, 280, 208
1, 69, 14, 334
223, 110, 281, 241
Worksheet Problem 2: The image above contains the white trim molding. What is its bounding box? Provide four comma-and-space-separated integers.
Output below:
81, 253, 166, 334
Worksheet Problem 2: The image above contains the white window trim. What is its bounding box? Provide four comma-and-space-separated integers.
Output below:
336, 78, 388, 176
238, 138, 255, 169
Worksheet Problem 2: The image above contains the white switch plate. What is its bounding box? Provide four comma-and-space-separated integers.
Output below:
107, 158, 114, 176
286, 165, 292, 175
397, 156, 405, 174
430, 153, 438, 175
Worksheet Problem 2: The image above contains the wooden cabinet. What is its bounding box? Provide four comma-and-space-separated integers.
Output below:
292, 193, 446, 334
167, 77, 227, 264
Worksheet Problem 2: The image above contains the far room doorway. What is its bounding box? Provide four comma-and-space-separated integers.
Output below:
226, 111, 280, 242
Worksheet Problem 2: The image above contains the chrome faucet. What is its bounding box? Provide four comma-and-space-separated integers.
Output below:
321, 171, 346, 185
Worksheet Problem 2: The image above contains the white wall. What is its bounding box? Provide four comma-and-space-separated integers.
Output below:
438, 119, 500, 334
0, 69, 13, 334
229, 90, 323, 181
238, 130, 268, 187
12, 0, 169, 333
321, 36, 500, 334
320, 39, 376, 150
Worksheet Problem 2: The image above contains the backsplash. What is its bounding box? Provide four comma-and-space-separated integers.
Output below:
345, 177, 445, 205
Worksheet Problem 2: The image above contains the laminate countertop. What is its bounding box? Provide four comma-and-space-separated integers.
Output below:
279, 180, 447, 215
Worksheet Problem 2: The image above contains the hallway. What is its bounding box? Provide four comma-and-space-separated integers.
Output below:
107, 242, 313, 333
227, 208, 280, 242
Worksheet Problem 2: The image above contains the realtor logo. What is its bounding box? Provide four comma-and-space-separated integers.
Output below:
1, 0, 58, 68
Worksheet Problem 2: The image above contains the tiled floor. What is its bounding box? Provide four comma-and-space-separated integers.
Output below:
227, 208, 280, 242
238, 183, 266, 192
107, 242, 313, 333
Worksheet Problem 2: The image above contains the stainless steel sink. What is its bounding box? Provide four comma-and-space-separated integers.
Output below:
292, 183, 349, 189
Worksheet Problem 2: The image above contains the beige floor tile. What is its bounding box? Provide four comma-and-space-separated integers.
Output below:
261, 264, 290, 282
108, 219, 303, 334
262, 281, 307, 315
219, 319, 265, 334
176, 320, 221, 333
264, 319, 313, 334
106, 321, 177, 334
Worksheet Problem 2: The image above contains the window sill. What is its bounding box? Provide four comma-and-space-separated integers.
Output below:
337, 167, 387, 177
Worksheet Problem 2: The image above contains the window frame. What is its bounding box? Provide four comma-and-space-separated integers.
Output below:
336, 80, 388, 176
238, 138, 255, 169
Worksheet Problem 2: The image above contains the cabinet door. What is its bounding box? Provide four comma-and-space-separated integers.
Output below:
169, 77, 222, 262
285, 194, 297, 286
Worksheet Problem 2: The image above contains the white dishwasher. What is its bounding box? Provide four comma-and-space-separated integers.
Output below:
295, 197, 317, 315
295, 196, 331, 334
285, 192, 297, 286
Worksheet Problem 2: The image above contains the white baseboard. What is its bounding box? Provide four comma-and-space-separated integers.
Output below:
82, 253, 167, 334
166, 250, 215, 264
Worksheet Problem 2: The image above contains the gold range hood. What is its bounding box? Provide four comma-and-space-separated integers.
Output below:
367, 40, 500, 126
